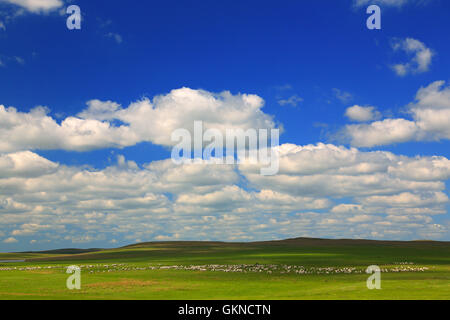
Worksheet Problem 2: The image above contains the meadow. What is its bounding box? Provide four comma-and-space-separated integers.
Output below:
0, 238, 449, 300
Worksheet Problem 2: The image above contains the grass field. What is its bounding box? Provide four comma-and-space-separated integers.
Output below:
0, 238, 449, 300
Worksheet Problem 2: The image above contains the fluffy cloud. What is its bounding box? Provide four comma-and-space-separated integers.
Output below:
388, 156, 450, 181
0, 88, 277, 152
240, 143, 449, 198
345, 118, 418, 147
0, 105, 138, 152
344, 81, 450, 147
1, 141, 447, 247
0, 0, 63, 13
391, 38, 434, 76
0, 151, 58, 178
360, 191, 448, 208
345, 105, 381, 122
11, 223, 53, 236
3, 237, 18, 243
411, 81, 450, 139
0, 86, 448, 247
0, 0, 64, 13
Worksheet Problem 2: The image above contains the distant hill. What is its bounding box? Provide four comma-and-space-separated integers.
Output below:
15, 237, 450, 257
124, 237, 450, 248
12, 237, 449, 264
20, 248, 103, 255
254, 237, 450, 246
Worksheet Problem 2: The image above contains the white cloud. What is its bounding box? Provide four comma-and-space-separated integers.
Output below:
0, 142, 448, 245
3, 237, 18, 243
0, 85, 448, 245
0, 88, 277, 152
361, 191, 448, 208
0, 151, 58, 178
0, 21, 5, 30
392, 64, 408, 77
331, 204, 365, 214
388, 156, 450, 181
176, 185, 330, 214
12, 223, 52, 236
345, 118, 418, 147
240, 143, 449, 199
0, 105, 137, 152
0, 0, 64, 13
77, 100, 121, 121
277, 95, 303, 107
391, 38, 434, 76
347, 214, 375, 223
345, 105, 381, 122
344, 81, 450, 147
411, 81, 450, 139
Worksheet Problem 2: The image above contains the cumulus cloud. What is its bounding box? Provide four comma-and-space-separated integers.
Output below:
345, 105, 381, 122
0, 85, 448, 246
345, 118, 418, 147
3, 237, 18, 243
240, 143, 449, 198
361, 191, 448, 208
12, 223, 53, 236
0, 88, 277, 152
411, 81, 450, 139
0, 142, 448, 245
391, 38, 434, 76
0, 151, 58, 177
0, 0, 64, 13
343, 81, 450, 147
0, 105, 138, 152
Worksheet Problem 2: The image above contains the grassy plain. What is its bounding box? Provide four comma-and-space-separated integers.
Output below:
0, 238, 448, 300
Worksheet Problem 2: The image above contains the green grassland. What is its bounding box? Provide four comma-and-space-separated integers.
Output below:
0, 238, 449, 300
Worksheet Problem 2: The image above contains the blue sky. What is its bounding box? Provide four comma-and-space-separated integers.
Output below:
0, 0, 449, 251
